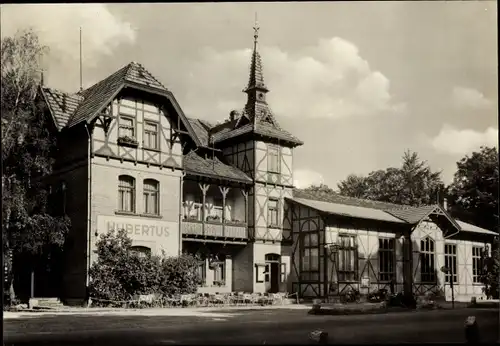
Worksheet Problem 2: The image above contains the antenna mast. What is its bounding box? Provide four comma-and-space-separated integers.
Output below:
79, 27, 83, 92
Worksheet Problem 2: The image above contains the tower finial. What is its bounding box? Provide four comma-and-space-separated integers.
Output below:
253, 12, 259, 50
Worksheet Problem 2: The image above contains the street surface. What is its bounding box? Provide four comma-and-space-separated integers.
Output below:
3, 306, 499, 345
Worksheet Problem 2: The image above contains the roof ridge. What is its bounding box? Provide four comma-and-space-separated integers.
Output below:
127, 61, 168, 91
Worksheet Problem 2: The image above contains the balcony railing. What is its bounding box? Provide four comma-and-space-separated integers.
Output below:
182, 219, 248, 239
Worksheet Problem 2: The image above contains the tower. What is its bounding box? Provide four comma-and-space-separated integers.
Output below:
217, 19, 303, 293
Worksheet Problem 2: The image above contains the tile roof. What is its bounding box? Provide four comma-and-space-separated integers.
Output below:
385, 205, 439, 224
183, 151, 252, 183
211, 122, 303, 146
41, 87, 83, 130
292, 188, 403, 211
291, 197, 406, 224
456, 220, 498, 236
291, 188, 465, 231
187, 118, 212, 147
67, 62, 168, 127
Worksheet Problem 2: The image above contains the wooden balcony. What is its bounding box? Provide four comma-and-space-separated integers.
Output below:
182, 220, 248, 241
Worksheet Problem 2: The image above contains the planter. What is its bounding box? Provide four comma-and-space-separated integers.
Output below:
117, 136, 139, 148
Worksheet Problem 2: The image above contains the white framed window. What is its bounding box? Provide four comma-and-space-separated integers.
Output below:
267, 146, 280, 173
472, 246, 484, 283
143, 179, 159, 215
338, 234, 357, 282
378, 238, 395, 282
118, 175, 135, 212
267, 199, 279, 227
444, 243, 458, 284
119, 116, 135, 138
420, 237, 436, 283
144, 121, 159, 150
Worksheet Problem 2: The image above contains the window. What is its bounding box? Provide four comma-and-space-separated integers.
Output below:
267, 146, 280, 173
267, 199, 279, 227
472, 246, 483, 283
420, 237, 436, 283
119, 116, 135, 138
264, 264, 270, 282
256, 264, 267, 283
338, 234, 357, 282
444, 243, 458, 284
118, 175, 135, 212
378, 238, 395, 282
280, 263, 287, 283
197, 260, 206, 286
130, 246, 151, 258
143, 179, 159, 215
301, 233, 319, 281
144, 122, 159, 150
211, 261, 225, 284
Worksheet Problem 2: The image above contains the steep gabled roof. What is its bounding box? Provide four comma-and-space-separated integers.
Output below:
45, 61, 202, 146
40, 87, 83, 130
68, 61, 168, 127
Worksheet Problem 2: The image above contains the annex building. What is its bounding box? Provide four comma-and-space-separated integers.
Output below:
35, 29, 495, 305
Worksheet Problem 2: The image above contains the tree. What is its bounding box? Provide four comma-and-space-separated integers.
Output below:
337, 150, 444, 206
303, 183, 335, 194
337, 174, 367, 198
447, 146, 499, 232
2, 29, 70, 304
480, 246, 499, 299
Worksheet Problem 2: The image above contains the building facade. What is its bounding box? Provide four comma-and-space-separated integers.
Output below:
37, 29, 495, 305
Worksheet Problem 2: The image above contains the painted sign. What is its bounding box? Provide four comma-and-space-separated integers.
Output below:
361, 276, 370, 288
96, 215, 179, 256
106, 220, 171, 237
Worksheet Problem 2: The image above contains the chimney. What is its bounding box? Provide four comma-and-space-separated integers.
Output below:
229, 110, 239, 122
443, 198, 448, 211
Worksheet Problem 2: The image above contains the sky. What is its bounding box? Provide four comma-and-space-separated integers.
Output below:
2, 2, 498, 189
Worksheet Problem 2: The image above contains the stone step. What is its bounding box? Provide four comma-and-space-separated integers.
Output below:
29, 298, 65, 309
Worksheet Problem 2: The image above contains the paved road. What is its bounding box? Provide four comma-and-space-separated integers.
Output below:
3, 307, 499, 345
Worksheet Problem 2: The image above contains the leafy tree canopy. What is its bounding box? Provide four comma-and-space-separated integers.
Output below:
337, 150, 444, 206
2, 29, 70, 302
447, 146, 499, 231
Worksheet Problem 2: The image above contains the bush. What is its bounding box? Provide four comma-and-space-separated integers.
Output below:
89, 229, 201, 305
480, 246, 499, 299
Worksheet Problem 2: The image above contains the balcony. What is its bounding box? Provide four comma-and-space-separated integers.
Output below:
182, 202, 248, 241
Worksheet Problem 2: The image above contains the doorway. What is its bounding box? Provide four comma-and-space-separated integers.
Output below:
265, 253, 281, 293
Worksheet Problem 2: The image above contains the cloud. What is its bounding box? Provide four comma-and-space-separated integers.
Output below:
429, 125, 498, 155
1, 4, 136, 67
293, 169, 325, 188
180, 37, 406, 122
451, 86, 493, 110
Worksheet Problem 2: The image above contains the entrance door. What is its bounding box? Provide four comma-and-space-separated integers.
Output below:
265, 253, 281, 293
270, 262, 279, 293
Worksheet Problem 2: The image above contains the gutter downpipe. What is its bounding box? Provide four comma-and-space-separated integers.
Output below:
179, 171, 186, 256
84, 123, 93, 306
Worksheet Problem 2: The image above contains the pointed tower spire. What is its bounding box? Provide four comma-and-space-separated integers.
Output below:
245, 13, 268, 93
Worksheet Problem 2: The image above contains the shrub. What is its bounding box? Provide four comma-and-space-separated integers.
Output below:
89, 229, 201, 305
480, 246, 499, 299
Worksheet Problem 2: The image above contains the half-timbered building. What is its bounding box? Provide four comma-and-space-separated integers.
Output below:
285, 189, 496, 302
35, 26, 495, 305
